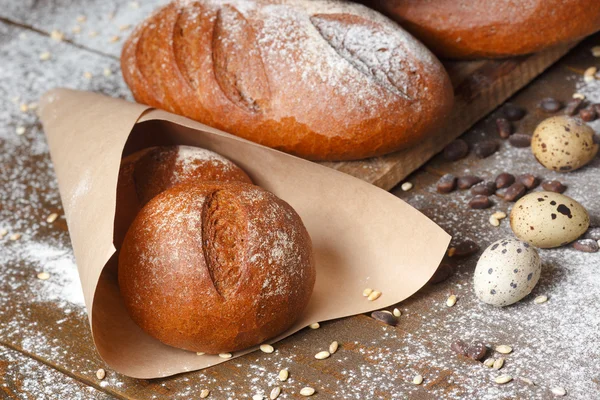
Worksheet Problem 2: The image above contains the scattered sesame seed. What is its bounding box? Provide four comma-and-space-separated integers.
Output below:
28, 102, 38, 110
218, 353, 232, 359
95, 368, 105, 380
50, 30, 64, 42
15, 126, 26, 135
0, 229, 7, 237
200, 389, 210, 398
109, 35, 120, 43
39, 51, 51, 61
9, 233, 21, 241
103, 68, 112, 77
367, 290, 382, 301
551, 387, 567, 397
494, 375, 512, 384
362, 288, 373, 297
519, 377, 535, 385
76, 15, 87, 23
412, 375, 423, 385
252, 394, 263, 400
572, 93, 586, 100
46, 213, 59, 223
309, 322, 320, 329
534, 295, 548, 304
392, 308, 401, 317
329, 341, 339, 354
483, 358, 495, 368
72, 25, 82, 34
278, 369, 288, 382
401, 182, 413, 191
269, 387, 281, 400
20, 103, 29, 112
19, 33, 27, 40
495, 345, 513, 354
299, 387, 315, 397
83, 72, 93, 80
592, 46, 600, 57
130, 1, 140, 8
446, 295, 457, 307
584, 67, 597, 82
260, 344, 274, 354
492, 358, 505, 370
119, 24, 132, 31
37, 272, 50, 280
315, 351, 330, 360
196, 352, 205, 356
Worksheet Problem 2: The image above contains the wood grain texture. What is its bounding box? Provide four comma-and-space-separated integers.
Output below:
1, 0, 599, 398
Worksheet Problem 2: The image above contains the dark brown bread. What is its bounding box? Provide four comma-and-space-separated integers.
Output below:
121, 0, 454, 161
363, 0, 600, 59
114, 145, 251, 248
118, 182, 315, 354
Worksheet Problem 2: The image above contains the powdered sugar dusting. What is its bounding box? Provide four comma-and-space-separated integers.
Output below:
175, 145, 235, 176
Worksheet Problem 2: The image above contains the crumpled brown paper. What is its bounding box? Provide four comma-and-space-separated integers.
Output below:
39, 88, 450, 379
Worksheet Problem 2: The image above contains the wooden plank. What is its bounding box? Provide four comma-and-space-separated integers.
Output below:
0, 0, 578, 191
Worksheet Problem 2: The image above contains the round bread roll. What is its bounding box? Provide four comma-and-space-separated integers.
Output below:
114, 145, 252, 247
121, 0, 454, 161
118, 182, 315, 354
363, 0, 600, 59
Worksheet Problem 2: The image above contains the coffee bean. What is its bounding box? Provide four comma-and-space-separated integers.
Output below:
371, 311, 398, 326
517, 174, 540, 189
437, 174, 457, 193
503, 182, 527, 202
580, 106, 598, 122
509, 134, 532, 148
495, 173, 515, 189
572, 239, 599, 253
503, 104, 526, 121
451, 240, 480, 257
469, 195, 492, 209
443, 139, 469, 161
451, 340, 469, 356
457, 175, 483, 190
428, 263, 455, 284
564, 98, 584, 116
495, 118, 513, 139
541, 180, 566, 193
467, 342, 487, 361
585, 227, 600, 241
539, 97, 563, 113
471, 181, 497, 196
474, 141, 499, 158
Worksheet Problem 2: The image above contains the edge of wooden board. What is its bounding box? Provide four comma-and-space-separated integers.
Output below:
321, 41, 579, 191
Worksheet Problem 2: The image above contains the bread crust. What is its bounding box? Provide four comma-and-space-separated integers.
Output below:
365, 0, 600, 59
121, 0, 454, 160
118, 182, 315, 353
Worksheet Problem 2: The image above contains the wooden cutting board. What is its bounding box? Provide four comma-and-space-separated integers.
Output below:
321, 42, 578, 190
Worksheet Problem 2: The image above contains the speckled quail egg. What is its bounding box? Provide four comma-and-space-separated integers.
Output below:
531, 116, 598, 172
510, 191, 589, 248
474, 238, 541, 307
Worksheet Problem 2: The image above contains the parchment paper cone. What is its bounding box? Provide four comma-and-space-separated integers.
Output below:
39, 88, 451, 379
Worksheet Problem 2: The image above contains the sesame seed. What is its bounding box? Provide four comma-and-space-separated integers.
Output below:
495, 345, 513, 354
534, 295, 548, 304
37, 272, 50, 280
572, 93, 586, 100
50, 30, 64, 42
584, 67, 597, 82
20, 103, 29, 112
83, 72, 93, 80
367, 290, 382, 301
89, 31, 98, 37
494, 375, 512, 384
0, 229, 7, 237
9, 233, 21, 241
109, 35, 120, 43
76, 15, 87, 23
446, 295, 457, 307
299, 387, 315, 396
196, 352, 205, 355
519, 377, 535, 385
28, 102, 38, 110
309, 322, 320, 329
130, 1, 140, 8
46, 213, 59, 223
119, 24, 131, 31
16, 127, 26, 135
315, 351, 330, 360
483, 358, 495, 368
39, 51, 51, 61
218, 353, 232, 359
551, 387, 567, 397
329, 341, 339, 354
412, 375, 423, 385
401, 182, 413, 191
260, 344, 274, 354
492, 358, 505, 370
200, 389, 210, 398
252, 395, 263, 400
103, 68, 112, 77
592, 46, 600, 57
269, 387, 281, 400
278, 369, 288, 382
72, 25, 81, 34
95, 368, 105, 380
362, 288, 373, 297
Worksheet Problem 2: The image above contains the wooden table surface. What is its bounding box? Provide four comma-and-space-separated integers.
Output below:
1, 1, 600, 399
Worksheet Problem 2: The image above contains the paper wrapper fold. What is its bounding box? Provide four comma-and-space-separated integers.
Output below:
39, 88, 450, 379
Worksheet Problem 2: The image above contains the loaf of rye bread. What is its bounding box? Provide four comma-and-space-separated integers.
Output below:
118, 181, 315, 353
121, 0, 454, 161
114, 145, 252, 247
364, 0, 600, 59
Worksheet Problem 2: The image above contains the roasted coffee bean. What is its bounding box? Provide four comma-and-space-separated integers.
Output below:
539, 97, 563, 113
437, 174, 457, 193
517, 174, 540, 189
457, 175, 483, 190
495, 173, 515, 189
467, 342, 488, 361
428, 263, 455, 284
580, 106, 598, 122
572, 239, 599, 253
509, 133, 532, 148
451, 240, 480, 257
474, 141, 499, 158
443, 139, 469, 161
585, 227, 600, 241
471, 181, 497, 196
541, 180, 566, 193
503, 182, 527, 202
451, 340, 469, 356
503, 104, 526, 121
564, 98, 584, 116
469, 195, 492, 209
495, 118, 513, 139
371, 311, 398, 326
